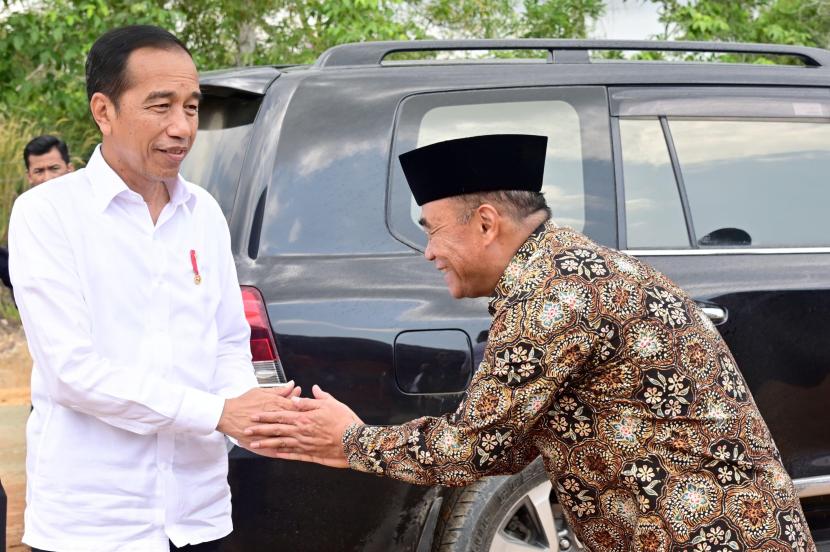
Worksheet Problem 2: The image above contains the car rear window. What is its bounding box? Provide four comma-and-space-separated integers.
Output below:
180, 94, 261, 220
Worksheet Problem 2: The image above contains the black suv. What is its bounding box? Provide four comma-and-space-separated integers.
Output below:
180, 39, 830, 551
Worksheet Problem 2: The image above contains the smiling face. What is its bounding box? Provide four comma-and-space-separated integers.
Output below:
92, 46, 200, 190
26, 147, 73, 186
419, 197, 497, 299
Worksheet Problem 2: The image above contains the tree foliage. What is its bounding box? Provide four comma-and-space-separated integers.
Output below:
176, 0, 423, 68
263, 0, 423, 64
651, 0, 830, 48
524, 0, 605, 38
0, 0, 178, 160
0, 0, 608, 161
1, 0, 826, 315
413, 0, 520, 38
2, 0, 828, 163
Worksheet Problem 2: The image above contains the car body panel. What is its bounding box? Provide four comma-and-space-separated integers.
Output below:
184, 44, 830, 549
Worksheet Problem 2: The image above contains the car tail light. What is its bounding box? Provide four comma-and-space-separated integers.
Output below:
241, 286, 287, 387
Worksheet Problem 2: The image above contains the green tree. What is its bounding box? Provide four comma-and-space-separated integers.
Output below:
0, 0, 617, 319
175, 0, 423, 67
0, 0, 178, 159
412, 0, 521, 38
262, 0, 424, 64
0, 0, 611, 154
523, 0, 605, 38
175, 0, 275, 68
651, 0, 830, 49
409, 0, 605, 39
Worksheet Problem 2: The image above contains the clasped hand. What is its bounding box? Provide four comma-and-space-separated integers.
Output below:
245, 384, 363, 468
217, 383, 362, 468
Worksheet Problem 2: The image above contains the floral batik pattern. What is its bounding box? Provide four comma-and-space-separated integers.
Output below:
343, 220, 815, 551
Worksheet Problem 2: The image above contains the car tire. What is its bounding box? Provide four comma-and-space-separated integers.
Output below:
432, 458, 582, 552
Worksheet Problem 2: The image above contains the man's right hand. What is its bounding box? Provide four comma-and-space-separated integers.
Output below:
216, 382, 301, 445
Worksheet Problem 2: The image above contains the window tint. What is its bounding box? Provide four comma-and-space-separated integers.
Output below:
620, 119, 689, 248
413, 101, 585, 231
620, 116, 830, 250
389, 87, 616, 249
669, 119, 830, 248
180, 95, 261, 220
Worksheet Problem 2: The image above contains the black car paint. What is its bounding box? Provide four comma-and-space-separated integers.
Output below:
642, 253, 830, 480
204, 48, 830, 550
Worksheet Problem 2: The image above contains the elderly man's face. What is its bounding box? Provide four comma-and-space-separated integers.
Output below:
99, 46, 200, 189
26, 147, 73, 186
419, 197, 494, 299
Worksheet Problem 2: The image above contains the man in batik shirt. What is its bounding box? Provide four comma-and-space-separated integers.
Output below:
246, 134, 815, 552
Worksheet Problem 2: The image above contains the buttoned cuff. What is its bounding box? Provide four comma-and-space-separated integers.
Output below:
176, 388, 226, 435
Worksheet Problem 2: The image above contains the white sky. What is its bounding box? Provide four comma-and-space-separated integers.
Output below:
593, 0, 665, 40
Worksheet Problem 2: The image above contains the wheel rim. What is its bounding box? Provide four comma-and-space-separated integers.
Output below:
488, 480, 583, 552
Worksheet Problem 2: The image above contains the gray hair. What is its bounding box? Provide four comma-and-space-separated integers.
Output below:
455, 190, 551, 224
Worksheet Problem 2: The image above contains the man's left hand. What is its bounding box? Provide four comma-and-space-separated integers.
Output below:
245, 385, 363, 469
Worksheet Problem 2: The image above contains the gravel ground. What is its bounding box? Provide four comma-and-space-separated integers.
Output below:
0, 322, 31, 551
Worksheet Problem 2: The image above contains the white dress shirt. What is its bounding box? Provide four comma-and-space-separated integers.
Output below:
9, 145, 257, 551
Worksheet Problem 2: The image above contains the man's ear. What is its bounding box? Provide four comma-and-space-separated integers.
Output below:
476, 203, 501, 245
67, 163, 75, 172
90, 92, 115, 135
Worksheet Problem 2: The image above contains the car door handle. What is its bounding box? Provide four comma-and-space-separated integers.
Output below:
695, 301, 728, 325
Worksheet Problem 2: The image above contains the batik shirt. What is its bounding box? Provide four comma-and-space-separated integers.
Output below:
343, 220, 815, 552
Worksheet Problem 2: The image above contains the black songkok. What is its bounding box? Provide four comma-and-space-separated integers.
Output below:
398, 134, 548, 206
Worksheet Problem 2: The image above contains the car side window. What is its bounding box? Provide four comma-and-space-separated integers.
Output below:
670, 119, 830, 248
620, 119, 689, 249
411, 100, 585, 230
389, 87, 616, 249
620, 114, 830, 249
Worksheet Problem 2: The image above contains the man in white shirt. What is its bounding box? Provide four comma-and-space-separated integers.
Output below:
8, 25, 297, 552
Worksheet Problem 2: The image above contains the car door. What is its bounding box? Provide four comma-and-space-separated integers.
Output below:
386, 84, 617, 401
611, 86, 830, 544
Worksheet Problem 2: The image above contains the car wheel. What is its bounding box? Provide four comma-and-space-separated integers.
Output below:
433, 458, 582, 552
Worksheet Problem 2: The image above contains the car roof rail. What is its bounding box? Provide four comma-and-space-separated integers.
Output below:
315, 39, 830, 69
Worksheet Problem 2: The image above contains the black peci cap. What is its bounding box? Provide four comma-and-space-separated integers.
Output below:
398, 134, 548, 206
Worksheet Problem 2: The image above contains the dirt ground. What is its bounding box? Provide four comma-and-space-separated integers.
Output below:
0, 321, 31, 551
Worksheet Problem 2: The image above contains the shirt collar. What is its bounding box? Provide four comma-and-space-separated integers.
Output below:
88, 145, 197, 213
489, 218, 558, 315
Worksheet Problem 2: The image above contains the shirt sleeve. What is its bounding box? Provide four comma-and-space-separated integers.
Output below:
9, 193, 225, 436
343, 280, 597, 487
208, 204, 257, 398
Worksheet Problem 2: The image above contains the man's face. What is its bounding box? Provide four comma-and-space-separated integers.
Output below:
26, 147, 73, 186
97, 47, 200, 188
420, 198, 491, 299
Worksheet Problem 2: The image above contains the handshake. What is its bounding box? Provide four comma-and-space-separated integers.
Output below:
216, 382, 363, 468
